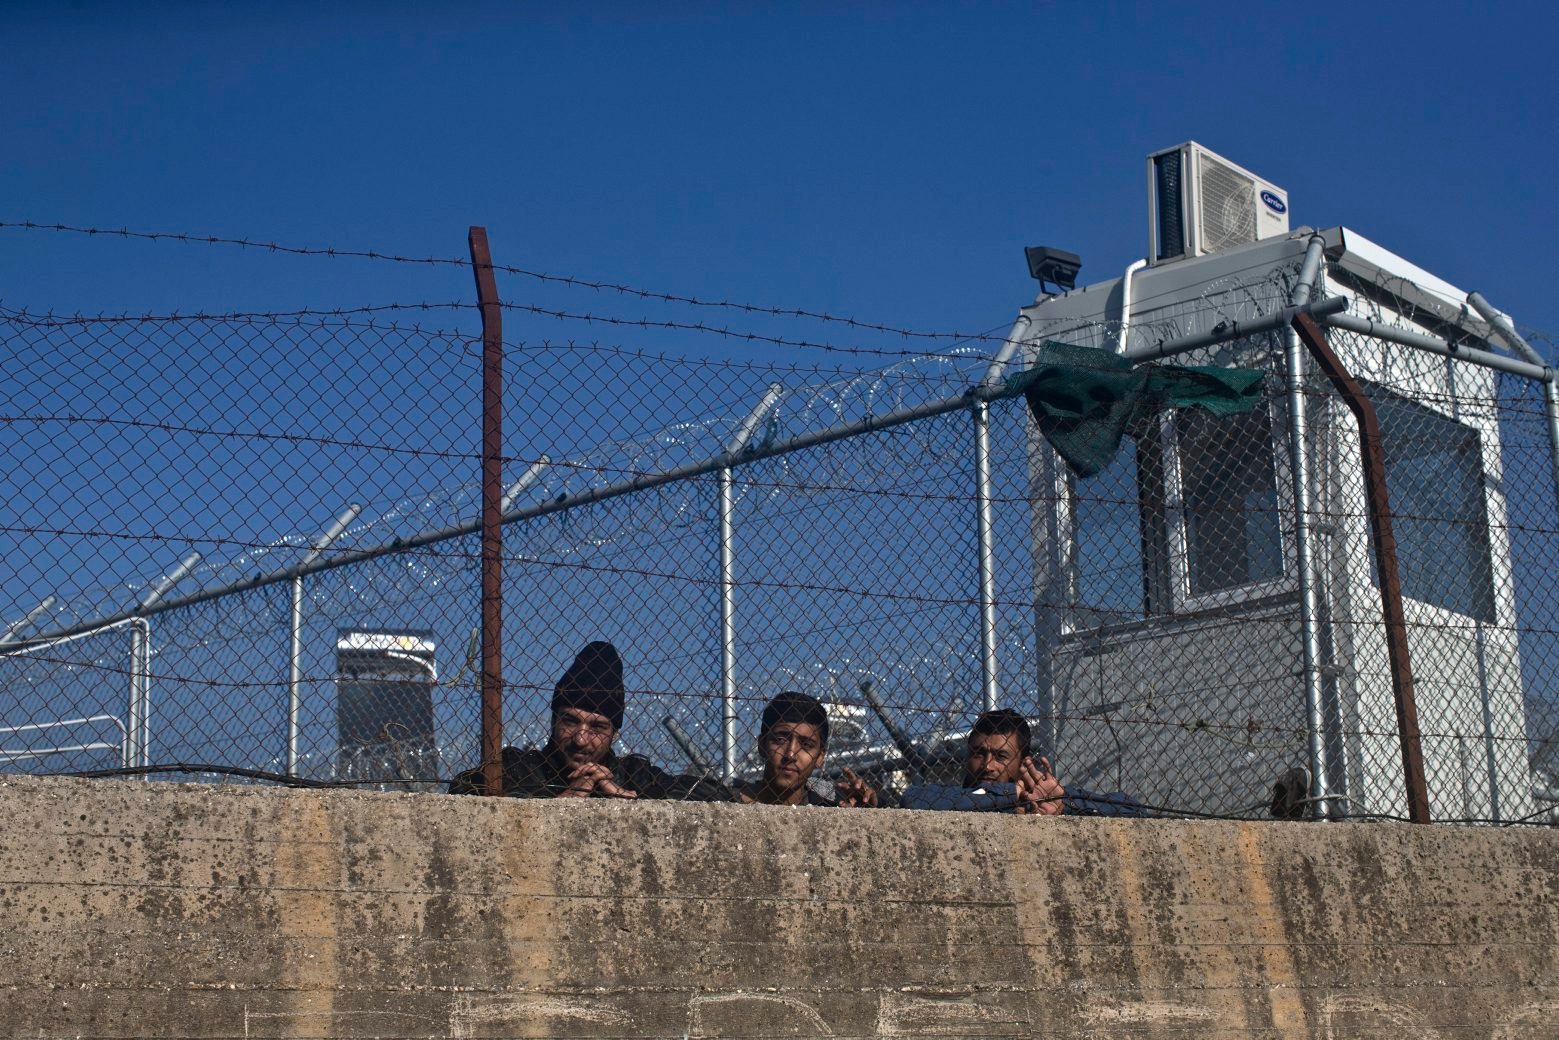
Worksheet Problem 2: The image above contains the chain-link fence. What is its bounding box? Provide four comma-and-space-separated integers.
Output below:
2, 224, 1555, 824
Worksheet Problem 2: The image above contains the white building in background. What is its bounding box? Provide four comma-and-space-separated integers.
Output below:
334, 627, 439, 788
1016, 143, 1537, 821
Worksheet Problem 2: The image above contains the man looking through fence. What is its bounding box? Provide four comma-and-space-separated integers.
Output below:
731, 692, 877, 807
448, 641, 731, 801
903, 709, 1145, 815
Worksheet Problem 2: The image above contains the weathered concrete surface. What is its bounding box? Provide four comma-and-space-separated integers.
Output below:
0, 774, 1553, 1039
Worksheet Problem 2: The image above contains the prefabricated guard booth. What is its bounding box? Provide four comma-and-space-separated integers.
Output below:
1015, 146, 1543, 820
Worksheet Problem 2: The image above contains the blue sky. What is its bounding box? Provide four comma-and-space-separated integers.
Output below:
2, 2, 1555, 335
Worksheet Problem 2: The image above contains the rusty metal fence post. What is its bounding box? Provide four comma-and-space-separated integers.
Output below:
469, 227, 505, 796
1292, 313, 1432, 823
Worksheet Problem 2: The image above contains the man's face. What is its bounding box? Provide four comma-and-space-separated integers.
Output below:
553, 707, 615, 768
966, 731, 1023, 786
761, 721, 826, 797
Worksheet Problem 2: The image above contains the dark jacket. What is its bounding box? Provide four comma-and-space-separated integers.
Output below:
448, 744, 734, 802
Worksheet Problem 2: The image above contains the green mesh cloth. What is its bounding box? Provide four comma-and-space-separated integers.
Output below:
1007, 340, 1265, 478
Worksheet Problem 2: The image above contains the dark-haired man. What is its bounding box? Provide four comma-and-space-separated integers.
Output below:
904, 708, 1144, 815
448, 641, 732, 801
731, 692, 877, 807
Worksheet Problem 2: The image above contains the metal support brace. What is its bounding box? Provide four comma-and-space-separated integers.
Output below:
1, 595, 57, 645
501, 457, 550, 514
1467, 291, 1559, 516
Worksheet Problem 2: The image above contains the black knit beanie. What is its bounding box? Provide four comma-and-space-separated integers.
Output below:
550, 641, 625, 731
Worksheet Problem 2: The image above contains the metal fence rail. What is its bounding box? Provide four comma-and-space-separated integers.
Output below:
2, 224, 1555, 824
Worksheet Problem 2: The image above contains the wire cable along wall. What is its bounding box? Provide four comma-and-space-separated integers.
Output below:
1, 221, 1555, 825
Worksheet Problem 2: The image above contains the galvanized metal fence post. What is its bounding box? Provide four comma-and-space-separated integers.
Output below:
1282, 233, 1334, 818
717, 465, 738, 777
126, 620, 150, 769
972, 400, 999, 713
469, 226, 505, 796
130, 550, 201, 772
287, 504, 361, 777
718, 384, 785, 779
974, 316, 1030, 715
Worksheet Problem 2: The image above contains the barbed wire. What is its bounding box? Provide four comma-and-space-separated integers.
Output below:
0, 300, 475, 326
0, 219, 1014, 344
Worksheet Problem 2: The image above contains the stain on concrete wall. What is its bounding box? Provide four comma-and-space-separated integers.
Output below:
0, 774, 1553, 1038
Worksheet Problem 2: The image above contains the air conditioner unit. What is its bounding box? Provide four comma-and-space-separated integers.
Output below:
1147, 142, 1289, 266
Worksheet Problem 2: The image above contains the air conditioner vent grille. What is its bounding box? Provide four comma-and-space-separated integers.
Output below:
1154, 153, 1185, 261
1197, 152, 1258, 252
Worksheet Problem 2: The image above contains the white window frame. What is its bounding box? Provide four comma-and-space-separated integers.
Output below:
1060, 394, 1294, 633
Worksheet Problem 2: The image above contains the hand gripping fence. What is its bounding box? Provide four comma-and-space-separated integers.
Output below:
2, 220, 1556, 825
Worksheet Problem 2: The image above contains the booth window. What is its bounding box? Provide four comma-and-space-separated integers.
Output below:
1174, 406, 1284, 597
1367, 387, 1496, 622
1070, 403, 1284, 624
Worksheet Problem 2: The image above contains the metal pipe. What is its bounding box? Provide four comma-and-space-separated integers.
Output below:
717, 466, 738, 779
140, 551, 202, 610
1467, 291, 1559, 516
22, 297, 1349, 650
1115, 259, 1148, 355
727, 383, 785, 454
983, 315, 1034, 387
287, 503, 362, 777
972, 314, 1036, 714
126, 618, 151, 769
1321, 313, 1551, 383
718, 384, 785, 779
125, 552, 199, 772
1293, 313, 1432, 823
1466, 291, 1546, 367
1547, 380, 1559, 518
500, 456, 550, 513
0, 595, 57, 645
1282, 232, 1333, 819
0, 618, 147, 768
469, 226, 505, 797
1122, 295, 1347, 362
972, 399, 999, 711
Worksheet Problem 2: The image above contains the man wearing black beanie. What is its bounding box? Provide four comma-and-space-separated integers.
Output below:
449, 641, 732, 801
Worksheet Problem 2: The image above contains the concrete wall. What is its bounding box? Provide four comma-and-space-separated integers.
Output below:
0, 774, 1554, 1039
